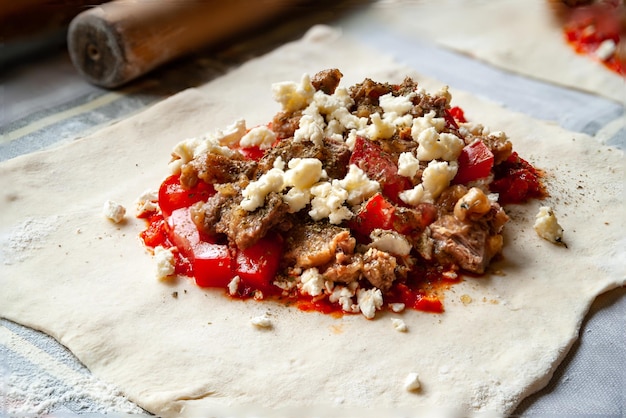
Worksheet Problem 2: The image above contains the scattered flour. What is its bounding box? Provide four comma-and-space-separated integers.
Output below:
1, 323, 144, 416
1, 216, 60, 265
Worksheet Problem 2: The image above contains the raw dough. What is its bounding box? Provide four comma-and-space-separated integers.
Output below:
374, 0, 625, 103
1, 26, 624, 417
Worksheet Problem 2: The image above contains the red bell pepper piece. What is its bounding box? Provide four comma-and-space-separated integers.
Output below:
349, 136, 411, 204
158, 174, 215, 217
453, 140, 494, 184
165, 207, 233, 288
234, 233, 283, 294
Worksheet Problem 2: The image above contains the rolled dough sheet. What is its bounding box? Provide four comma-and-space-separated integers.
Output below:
1, 26, 624, 417
374, 0, 625, 103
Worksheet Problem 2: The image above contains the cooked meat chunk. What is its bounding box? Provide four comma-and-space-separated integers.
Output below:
271, 110, 302, 140
311, 68, 343, 95
181, 151, 256, 188
195, 191, 290, 249
321, 252, 363, 284
282, 221, 356, 270
429, 215, 503, 274
361, 248, 397, 292
350, 78, 391, 118
258, 137, 351, 179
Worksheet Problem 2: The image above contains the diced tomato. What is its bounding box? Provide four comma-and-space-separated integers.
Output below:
139, 215, 169, 248
453, 140, 495, 184
448, 106, 467, 123
158, 174, 215, 218
349, 193, 437, 242
413, 294, 444, 313
349, 136, 411, 204
348, 193, 396, 238
237, 146, 265, 161
490, 152, 545, 204
165, 207, 233, 288
386, 283, 444, 313
234, 233, 283, 294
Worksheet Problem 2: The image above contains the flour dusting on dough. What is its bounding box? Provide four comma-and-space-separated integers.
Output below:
1, 216, 59, 265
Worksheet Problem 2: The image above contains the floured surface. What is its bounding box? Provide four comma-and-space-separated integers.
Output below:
0, 27, 624, 417
375, 0, 625, 103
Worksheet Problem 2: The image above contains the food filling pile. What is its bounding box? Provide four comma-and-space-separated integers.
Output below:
137, 69, 546, 318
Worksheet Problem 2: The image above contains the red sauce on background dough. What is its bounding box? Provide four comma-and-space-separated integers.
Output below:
563, 5, 625, 76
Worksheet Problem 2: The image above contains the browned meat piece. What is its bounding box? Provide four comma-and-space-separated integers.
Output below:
361, 248, 397, 292
282, 221, 356, 270
180, 151, 256, 189
436, 185, 469, 215
258, 137, 351, 179
190, 191, 232, 237
271, 110, 302, 140
428, 215, 503, 274
311, 68, 343, 95
349, 78, 391, 118
195, 191, 290, 249
321, 252, 363, 284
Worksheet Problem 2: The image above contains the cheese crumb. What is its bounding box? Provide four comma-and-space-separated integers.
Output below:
534, 206, 565, 246
391, 318, 408, 332
250, 314, 272, 328
404, 372, 421, 392
103, 200, 126, 223
154, 246, 175, 280
299, 268, 325, 297
228, 276, 240, 296
239, 125, 277, 150
596, 39, 616, 61
369, 229, 412, 256
357, 287, 383, 319
135, 189, 158, 217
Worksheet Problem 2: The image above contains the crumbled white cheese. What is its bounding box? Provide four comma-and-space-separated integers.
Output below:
154, 246, 175, 280
329, 282, 359, 313
299, 268, 325, 297
135, 189, 158, 217
411, 110, 446, 135
294, 107, 325, 145
391, 318, 408, 332
272, 73, 315, 112
404, 372, 421, 392
241, 167, 286, 211
250, 314, 273, 328
228, 275, 240, 296
397, 151, 421, 178
534, 206, 565, 245
284, 158, 324, 190
337, 164, 380, 205
400, 160, 458, 205
356, 287, 383, 319
282, 187, 312, 213
379, 92, 414, 115
103, 200, 126, 223
364, 112, 396, 140
215, 119, 248, 147
369, 229, 412, 256
389, 303, 406, 313
169, 131, 238, 174
309, 181, 352, 224
415, 127, 464, 162
596, 39, 617, 61
239, 125, 277, 150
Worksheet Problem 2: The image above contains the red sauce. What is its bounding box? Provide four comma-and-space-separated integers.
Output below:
563, 7, 625, 76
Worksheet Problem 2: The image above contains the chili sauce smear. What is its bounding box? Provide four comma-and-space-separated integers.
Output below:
138, 69, 545, 319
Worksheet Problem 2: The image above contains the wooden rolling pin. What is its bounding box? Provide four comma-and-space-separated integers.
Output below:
67, 0, 300, 88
